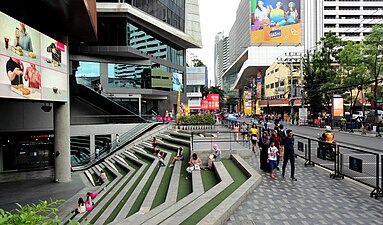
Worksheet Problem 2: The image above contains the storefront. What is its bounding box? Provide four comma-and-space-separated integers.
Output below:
1, 132, 54, 171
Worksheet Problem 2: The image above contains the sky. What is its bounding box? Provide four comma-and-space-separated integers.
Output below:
187, 0, 241, 86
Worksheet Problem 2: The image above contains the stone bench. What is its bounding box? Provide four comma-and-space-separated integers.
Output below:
111, 153, 160, 223
197, 154, 262, 225
85, 153, 148, 225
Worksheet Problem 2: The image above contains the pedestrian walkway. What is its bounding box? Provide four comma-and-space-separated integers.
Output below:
225, 153, 383, 225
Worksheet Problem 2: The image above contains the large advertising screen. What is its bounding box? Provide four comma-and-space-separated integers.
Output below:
332, 97, 344, 117
251, 0, 301, 44
0, 11, 68, 102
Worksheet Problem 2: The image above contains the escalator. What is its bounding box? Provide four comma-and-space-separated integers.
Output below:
71, 77, 145, 123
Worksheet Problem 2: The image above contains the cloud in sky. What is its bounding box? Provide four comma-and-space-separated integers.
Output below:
187, 0, 240, 86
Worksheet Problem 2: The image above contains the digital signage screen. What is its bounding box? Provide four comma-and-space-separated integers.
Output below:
0, 11, 68, 102
251, 0, 301, 44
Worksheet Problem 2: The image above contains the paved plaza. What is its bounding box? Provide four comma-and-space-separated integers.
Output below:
226, 153, 383, 225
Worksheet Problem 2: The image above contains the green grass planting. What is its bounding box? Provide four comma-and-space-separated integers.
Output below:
180, 159, 248, 225
113, 163, 127, 176
177, 147, 192, 201
101, 156, 152, 224
201, 169, 219, 192
151, 151, 176, 209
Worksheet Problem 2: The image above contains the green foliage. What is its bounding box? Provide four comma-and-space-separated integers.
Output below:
0, 200, 64, 225
302, 32, 344, 116
191, 59, 205, 67
177, 114, 215, 125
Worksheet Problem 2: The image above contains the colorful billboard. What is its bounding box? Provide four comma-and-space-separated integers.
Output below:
0, 11, 68, 101
251, 0, 301, 44
256, 69, 262, 99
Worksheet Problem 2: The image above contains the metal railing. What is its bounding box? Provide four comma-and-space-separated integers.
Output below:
293, 133, 383, 199
71, 121, 160, 168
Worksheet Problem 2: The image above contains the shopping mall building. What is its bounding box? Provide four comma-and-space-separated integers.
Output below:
215, 0, 383, 116
0, 0, 201, 181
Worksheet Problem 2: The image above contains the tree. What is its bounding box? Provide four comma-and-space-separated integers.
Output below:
362, 24, 383, 119
338, 41, 370, 117
191, 59, 205, 67
302, 32, 344, 117
223, 93, 239, 112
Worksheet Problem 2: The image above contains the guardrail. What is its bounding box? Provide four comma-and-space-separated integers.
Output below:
292, 133, 382, 199
71, 122, 160, 168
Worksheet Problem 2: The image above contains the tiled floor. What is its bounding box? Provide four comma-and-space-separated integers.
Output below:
225, 154, 383, 225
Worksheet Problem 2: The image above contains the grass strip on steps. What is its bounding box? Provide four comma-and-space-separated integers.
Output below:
126, 160, 160, 217
87, 156, 145, 224
78, 169, 131, 223
113, 163, 128, 176
201, 169, 219, 192
101, 156, 153, 224
150, 151, 176, 209
103, 168, 116, 182
180, 159, 248, 225
177, 147, 192, 201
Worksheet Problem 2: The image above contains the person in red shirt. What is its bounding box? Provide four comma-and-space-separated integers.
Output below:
24, 64, 41, 89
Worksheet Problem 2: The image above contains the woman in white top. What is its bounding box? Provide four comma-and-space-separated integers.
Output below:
72, 197, 86, 215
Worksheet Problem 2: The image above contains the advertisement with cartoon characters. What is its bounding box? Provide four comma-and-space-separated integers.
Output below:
251, 0, 301, 44
0, 11, 68, 101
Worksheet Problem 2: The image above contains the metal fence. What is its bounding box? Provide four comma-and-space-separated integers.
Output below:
293, 133, 383, 199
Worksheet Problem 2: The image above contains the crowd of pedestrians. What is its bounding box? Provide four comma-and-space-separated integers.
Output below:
229, 116, 297, 181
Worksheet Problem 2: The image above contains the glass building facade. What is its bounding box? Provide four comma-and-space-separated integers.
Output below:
96, 0, 185, 31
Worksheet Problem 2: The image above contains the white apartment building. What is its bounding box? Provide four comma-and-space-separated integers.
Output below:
186, 67, 207, 111
323, 0, 383, 42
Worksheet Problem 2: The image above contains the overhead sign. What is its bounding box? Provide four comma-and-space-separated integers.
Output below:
0, 11, 68, 102
251, 0, 301, 44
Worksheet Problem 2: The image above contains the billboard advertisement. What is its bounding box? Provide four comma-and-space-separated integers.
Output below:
201, 99, 209, 110
256, 69, 262, 99
172, 72, 183, 91
332, 97, 344, 117
207, 94, 220, 111
186, 67, 206, 86
0, 11, 68, 102
251, 0, 301, 44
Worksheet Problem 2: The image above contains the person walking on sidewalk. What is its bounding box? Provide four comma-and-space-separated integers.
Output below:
281, 129, 297, 181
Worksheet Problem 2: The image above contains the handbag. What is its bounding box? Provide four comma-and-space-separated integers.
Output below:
194, 164, 201, 171
251, 135, 257, 141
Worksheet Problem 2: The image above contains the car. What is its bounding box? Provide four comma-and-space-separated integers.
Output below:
351, 111, 364, 121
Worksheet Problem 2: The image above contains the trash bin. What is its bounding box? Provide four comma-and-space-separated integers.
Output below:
346, 122, 357, 129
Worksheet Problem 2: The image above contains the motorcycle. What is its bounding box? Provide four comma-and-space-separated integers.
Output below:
317, 134, 336, 161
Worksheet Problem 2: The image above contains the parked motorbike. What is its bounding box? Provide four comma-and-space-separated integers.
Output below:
317, 134, 336, 161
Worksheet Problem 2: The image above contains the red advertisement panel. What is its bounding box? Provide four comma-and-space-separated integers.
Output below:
207, 94, 220, 110
201, 99, 209, 110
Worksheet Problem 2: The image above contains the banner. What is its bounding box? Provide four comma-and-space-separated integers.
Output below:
251, 0, 301, 44
201, 99, 209, 110
207, 94, 220, 111
299, 108, 308, 125
243, 91, 252, 115
256, 69, 262, 99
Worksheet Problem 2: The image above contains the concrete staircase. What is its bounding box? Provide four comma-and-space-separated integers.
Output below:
60, 128, 261, 225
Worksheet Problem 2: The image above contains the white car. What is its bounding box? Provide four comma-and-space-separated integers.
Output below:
352, 111, 364, 121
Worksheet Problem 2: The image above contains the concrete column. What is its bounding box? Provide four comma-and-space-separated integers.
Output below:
138, 96, 142, 116
90, 135, 95, 160
54, 102, 71, 183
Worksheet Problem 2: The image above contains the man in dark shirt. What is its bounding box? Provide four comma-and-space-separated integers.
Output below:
6, 57, 24, 85
281, 129, 297, 181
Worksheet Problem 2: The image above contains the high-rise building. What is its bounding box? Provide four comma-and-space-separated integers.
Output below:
322, 0, 383, 42
216, 0, 383, 114
72, 0, 202, 116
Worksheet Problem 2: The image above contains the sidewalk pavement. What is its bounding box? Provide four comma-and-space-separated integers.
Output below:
0, 170, 85, 212
225, 153, 383, 225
